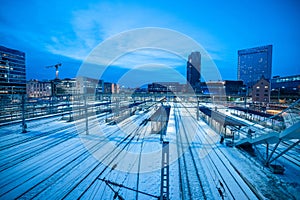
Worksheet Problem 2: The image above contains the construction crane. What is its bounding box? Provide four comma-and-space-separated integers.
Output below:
45, 63, 62, 79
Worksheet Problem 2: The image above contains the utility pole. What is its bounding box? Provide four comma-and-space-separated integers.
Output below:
84, 95, 88, 134
160, 141, 169, 200
68, 94, 73, 122
160, 104, 163, 142
21, 94, 27, 133
244, 87, 247, 109
197, 99, 199, 120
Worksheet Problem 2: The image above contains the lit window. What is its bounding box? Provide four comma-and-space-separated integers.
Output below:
256, 86, 260, 89
264, 86, 268, 88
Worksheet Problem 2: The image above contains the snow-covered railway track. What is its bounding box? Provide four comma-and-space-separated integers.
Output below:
0, 131, 76, 173
194, 122, 260, 199
273, 150, 300, 168
61, 115, 150, 199
0, 110, 107, 145
0, 114, 103, 170
179, 102, 260, 200
174, 104, 207, 200
0, 123, 74, 150
0, 109, 149, 199
88, 126, 151, 200
282, 141, 300, 153
0, 111, 109, 153
0, 117, 108, 199
279, 142, 300, 167
258, 141, 300, 168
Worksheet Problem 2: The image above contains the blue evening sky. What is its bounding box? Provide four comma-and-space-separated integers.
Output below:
0, 0, 299, 86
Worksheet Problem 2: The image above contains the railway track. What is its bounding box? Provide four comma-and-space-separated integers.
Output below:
0, 112, 104, 159
250, 135, 300, 168
180, 103, 260, 200
0, 115, 109, 198
0, 110, 110, 152
268, 146, 300, 168
279, 141, 300, 167
94, 125, 151, 200
0, 107, 151, 199
174, 104, 207, 200
74, 105, 159, 199
59, 112, 151, 199
205, 103, 300, 170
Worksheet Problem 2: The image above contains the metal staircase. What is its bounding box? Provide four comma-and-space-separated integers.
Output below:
234, 99, 300, 169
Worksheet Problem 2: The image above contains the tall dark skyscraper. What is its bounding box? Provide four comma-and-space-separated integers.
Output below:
238, 45, 272, 87
187, 51, 201, 88
0, 45, 26, 97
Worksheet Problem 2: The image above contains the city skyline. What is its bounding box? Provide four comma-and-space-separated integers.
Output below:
1, 0, 300, 85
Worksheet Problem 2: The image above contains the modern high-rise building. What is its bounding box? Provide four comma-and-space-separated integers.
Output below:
187, 52, 201, 89
238, 45, 272, 88
0, 46, 26, 99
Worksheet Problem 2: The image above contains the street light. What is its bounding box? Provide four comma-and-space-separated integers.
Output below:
243, 86, 249, 110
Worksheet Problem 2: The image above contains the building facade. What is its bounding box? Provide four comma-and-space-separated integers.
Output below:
76, 76, 104, 95
103, 82, 119, 94
187, 52, 201, 89
270, 75, 300, 100
26, 77, 107, 98
200, 80, 245, 96
238, 45, 272, 88
252, 77, 270, 103
27, 79, 52, 98
0, 45, 26, 99
112, 83, 119, 94
55, 78, 77, 96
148, 82, 184, 93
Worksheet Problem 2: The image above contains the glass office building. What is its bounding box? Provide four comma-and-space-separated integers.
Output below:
238, 45, 272, 88
0, 45, 26, 97
271, 75, 300, 98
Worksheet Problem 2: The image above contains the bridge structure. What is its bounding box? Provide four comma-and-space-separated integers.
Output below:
234, 99, 300, 169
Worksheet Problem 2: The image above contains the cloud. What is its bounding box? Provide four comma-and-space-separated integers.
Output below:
0, 0, 225, 82
45, 3, 170, 60
74, 27, 223, 86
44, 2, 224, 64
109, 49, 184, 69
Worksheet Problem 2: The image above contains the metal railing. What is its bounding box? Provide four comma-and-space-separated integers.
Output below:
236, 99, 300, 140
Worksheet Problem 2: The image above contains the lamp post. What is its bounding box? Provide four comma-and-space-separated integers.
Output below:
244, 86, 248, 110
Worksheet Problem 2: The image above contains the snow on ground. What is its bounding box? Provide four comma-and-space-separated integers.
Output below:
198, 102, 300, 199
0, 101, 299, 199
